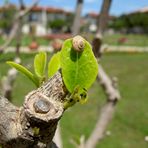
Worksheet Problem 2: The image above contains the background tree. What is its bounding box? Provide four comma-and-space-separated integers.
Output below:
72, 0, 83, 35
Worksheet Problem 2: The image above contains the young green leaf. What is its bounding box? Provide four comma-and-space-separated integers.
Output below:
7, 61, 39, 87
60, 38, 98, 93
48, 52, 61, 78
34, 52, 47, 78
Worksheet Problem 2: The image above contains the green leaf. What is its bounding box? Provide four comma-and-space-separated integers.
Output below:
48, 52, 61, 78
60, 38, 98, 92
7, 61, 39, 87
34, 52, 47, 78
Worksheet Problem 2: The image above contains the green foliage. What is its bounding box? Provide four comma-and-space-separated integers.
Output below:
48, 52, 61, 78
6, 61, 39, 87
7, 52, 48, 87
48, 19, 66, 30
7, 36, 98, 109
1, 53, 147, 148
63, 86, 88, 109
0, 5, 16, 30
34, 52, 47, 78
60, 39, 98, 93
111, 12, 148, 32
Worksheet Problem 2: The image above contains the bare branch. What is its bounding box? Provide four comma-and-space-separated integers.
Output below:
0, 0, 39, 53
98, 64, 121, 101
84, 65, 120, 148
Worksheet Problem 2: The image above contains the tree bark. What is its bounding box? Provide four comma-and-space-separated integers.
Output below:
72, 0, 83, 36
0, 71, 68, 148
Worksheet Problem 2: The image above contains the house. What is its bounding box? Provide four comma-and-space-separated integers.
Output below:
84, 12, 115, 33
0, 5, 72, 36
22, 6, 72, 36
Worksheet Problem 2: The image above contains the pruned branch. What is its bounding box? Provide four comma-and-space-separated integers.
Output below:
0, 71, 68, 147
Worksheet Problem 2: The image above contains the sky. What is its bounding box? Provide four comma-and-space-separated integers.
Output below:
0, 0, 148, 16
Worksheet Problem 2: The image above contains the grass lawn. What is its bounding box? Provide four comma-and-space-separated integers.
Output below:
0, 33, 148, 47
0, 52, 148, 148
0, 35, 50, 47
103, 34, 148, 47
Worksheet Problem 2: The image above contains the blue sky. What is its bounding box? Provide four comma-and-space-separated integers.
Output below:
0, 0, 148, 16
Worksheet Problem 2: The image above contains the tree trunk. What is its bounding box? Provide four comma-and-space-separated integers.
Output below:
72, 0, 83, 36
92, 0, 112, 58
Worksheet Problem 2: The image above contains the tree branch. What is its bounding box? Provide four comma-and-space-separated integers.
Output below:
84, 65, 120, 148
0, 71, 68, 147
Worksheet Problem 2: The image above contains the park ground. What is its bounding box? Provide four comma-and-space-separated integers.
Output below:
0, 33, 148, 47
0, 51, 147, 148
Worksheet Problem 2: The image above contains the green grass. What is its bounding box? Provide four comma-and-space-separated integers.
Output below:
103, 34, 148, 47
0, 34, 148, 47
0, 52, 148, 148
0, 35, 50, 47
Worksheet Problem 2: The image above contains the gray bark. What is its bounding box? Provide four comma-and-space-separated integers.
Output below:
0, 71, 68, 148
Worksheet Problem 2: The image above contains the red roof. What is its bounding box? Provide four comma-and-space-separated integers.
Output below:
30, 6, 71, 14
87, 12, 99, 18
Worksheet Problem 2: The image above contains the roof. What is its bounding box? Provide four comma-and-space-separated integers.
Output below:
0, 5, 72, 15
30, 6, 71, 14
86, 12, 99, 18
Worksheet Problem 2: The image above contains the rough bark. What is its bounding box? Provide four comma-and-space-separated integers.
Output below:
72, 0, 83, 36
0, 71, 68, 148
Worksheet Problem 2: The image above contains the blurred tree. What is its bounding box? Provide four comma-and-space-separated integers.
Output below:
110, 12, 148, 33
93, 0, 112, 58
48, 19, 66, 32
0, 5, 16, 34
72, 0, 83, 35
